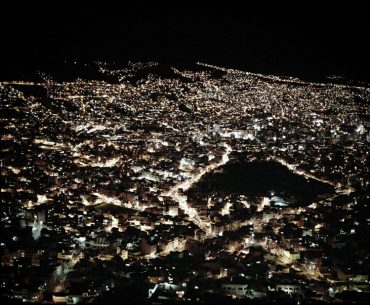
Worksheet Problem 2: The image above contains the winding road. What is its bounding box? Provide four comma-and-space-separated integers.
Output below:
162, 143, 232, 235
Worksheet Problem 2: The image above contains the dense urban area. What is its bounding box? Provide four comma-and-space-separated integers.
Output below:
1, 61, 370, 304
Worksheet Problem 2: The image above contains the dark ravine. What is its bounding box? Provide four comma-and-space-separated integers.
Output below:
187, 160, 335, 206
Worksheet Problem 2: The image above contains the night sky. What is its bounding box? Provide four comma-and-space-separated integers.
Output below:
2, 4, 369, 81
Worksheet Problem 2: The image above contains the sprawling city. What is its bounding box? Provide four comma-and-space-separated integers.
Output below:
1, 60, 369, 305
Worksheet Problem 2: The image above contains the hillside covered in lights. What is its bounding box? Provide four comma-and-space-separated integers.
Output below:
1, 61, 370, 305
